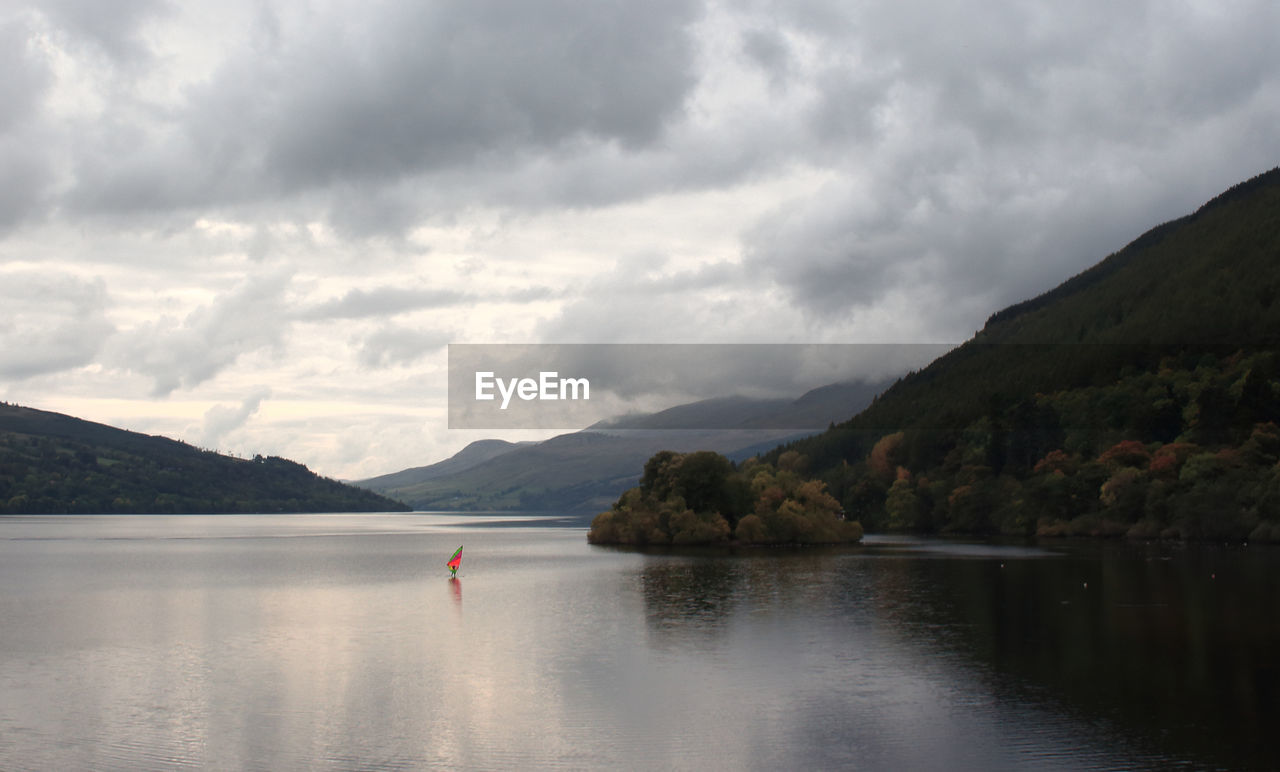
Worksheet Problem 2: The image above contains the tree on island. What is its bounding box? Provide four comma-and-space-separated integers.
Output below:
587, 449, 863, 546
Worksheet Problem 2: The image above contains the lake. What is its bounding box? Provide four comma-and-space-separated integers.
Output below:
1, 514, 1276, 770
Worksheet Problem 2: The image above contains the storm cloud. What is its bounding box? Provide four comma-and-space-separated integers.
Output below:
56, 0, 703, 218
740, 0, 1280, 323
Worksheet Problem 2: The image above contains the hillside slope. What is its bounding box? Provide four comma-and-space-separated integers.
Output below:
0, 403, 408, 514
358, 439, 532, 491
773, 167, 1280, 540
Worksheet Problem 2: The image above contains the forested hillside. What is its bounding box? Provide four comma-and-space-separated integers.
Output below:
770, 168, 1280, 541
0, 403, 408, 514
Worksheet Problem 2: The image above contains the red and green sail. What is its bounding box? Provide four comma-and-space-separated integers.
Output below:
446, 545, 463, 573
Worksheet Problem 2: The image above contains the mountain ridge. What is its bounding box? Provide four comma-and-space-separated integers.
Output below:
358, 379, 893, 513
768, 166, 1280, 540
358, 438, 534, 491
984, 167, 1280, 332
0, 402, 408, 514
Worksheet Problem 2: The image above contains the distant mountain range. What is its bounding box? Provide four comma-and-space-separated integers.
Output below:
0, 403, 407, 514
357, 379, 891, 515
590, 379, 890, 430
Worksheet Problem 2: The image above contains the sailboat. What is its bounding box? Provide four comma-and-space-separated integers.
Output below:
447, 545, 463, 578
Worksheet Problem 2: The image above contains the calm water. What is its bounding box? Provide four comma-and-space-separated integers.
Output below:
1, 514, 1276, 770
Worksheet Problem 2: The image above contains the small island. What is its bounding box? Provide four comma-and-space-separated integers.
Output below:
587, 449, 863, 546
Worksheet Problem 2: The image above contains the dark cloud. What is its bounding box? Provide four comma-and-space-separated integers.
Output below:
35, 0, 169, 63
0, 20, 51, 133
300, 284, 566, 321
356, 326, 449, 369
0, 20, 54, 230
18, 0, 1280, 243
415, 131, 791, 214
737, 0, 1280, 329
324, 182, 427, 241
300, 287, 469, 321
63, 0, 703, 217
740, 27, 793, 91
0, 138, 53, 232
740, 168, 1199, 335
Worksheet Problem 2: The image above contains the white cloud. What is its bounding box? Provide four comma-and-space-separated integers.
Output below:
106, 272, 293, 396
356, 325, 450, 369
199, 386, 270, 449
0, 270, 114, 379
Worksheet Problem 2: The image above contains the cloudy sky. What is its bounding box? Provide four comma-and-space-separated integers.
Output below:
2, 0, 1278, 480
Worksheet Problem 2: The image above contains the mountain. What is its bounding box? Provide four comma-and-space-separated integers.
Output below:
770, 167, 1280, 540
591, 395, 791, 430
0, 403, 408, 514
359, 380, 892, 514
592, 380, 887, 430
362, 430, 760, 514
358, 438, 534, 491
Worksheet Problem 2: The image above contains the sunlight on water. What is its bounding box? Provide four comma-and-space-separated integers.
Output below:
1, 514, 1275, 770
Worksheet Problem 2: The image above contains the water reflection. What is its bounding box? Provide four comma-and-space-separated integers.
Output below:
3, 516, 1277, 770
639, 558, 740, 642
635, 546, 852, 620
626, 539, 1280, 770
629, 545, 1136, 769
887, 539, 1280, 771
